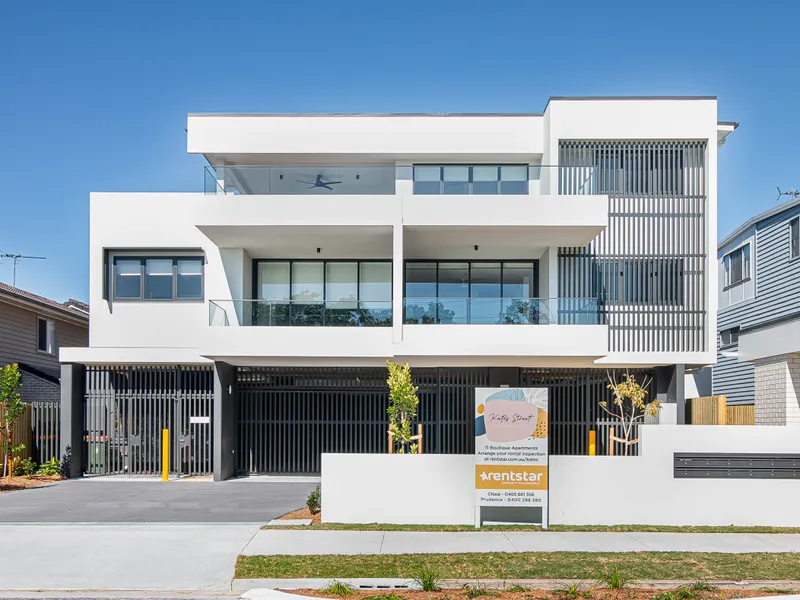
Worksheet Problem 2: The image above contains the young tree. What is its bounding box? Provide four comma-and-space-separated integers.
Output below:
0, 364, 25, 478
600, 371, 660, 456
386, 360, 420, 454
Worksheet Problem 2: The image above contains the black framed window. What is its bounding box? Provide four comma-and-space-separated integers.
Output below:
720, 326, 739, 348
112, 255, 204, 301
37, 317, 56, 354
404, 261, 537, 324
253, 260, 392, 326
413, 165, 529, 195
595, 259, 684, 304
791, 217, 799, 260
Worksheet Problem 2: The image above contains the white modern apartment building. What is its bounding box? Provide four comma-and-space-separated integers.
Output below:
61, 97, 736, 480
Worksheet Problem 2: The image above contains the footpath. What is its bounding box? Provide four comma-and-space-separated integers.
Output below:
3, 525, 800, 592
242, 529, 800, 555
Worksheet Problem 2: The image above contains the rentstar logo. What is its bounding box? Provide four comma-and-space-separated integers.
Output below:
479, 469, 542, 482
475, 465, 548, 489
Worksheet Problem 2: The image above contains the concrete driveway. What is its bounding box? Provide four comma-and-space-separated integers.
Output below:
0, 477, 317, 522
0, 477, 317, 591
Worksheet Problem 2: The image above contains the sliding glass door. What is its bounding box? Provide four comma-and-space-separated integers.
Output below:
255, 260, 391, 326
404, 261, 538, 324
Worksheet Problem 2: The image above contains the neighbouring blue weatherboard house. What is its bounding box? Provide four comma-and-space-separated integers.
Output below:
714, 196, 800, 424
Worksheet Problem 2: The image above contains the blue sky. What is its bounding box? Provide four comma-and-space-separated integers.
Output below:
1, 0, 798, 302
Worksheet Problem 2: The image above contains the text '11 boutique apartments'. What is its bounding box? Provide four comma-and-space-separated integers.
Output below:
60, 97, 736, 480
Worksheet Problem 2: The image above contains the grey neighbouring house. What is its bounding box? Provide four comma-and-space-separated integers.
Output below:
714, 196, 800, 423
0, 282, 89, 402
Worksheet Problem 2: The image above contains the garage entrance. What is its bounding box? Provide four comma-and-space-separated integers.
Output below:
83, 366, 214, 477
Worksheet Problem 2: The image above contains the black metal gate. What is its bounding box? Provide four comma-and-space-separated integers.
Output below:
237, 366, 657, 473
521, 367, 654, 456
83, 366, 213, 476
236, 366, 490, 474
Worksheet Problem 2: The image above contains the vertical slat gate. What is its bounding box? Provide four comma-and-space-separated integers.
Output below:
83, 365, 213, 476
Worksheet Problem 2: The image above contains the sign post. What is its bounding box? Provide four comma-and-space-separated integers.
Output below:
474, 387, 549, 528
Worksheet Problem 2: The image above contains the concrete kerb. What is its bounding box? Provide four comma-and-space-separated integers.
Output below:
231, 579, 800, 592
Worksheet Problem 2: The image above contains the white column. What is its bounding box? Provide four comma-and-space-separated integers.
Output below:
538, 247, 559, 299
393, 224, 404, 344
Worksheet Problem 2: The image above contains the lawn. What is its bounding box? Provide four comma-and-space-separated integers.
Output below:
236, 552, 800, 581
262, 522, 800, 534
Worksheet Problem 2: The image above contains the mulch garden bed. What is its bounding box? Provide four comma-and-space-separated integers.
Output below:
0, 474, 62, 493
278, 506, 322, 525
288, 588, 795, 600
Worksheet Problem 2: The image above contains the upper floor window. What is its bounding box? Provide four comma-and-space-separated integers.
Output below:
595, 259, 684, 305
723, 244, 750, 288
112, 255, 204, 301
37, 317, 56, 354
720, 326, 739, 348
791, 217, 799, 260
413, 165, 528, 195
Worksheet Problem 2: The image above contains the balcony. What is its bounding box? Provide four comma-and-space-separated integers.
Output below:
402, 297, 603, 325
205, 166, 397, 195
209, 299, 392, 327
203, 164, 603, 196
203, 299, 395, 364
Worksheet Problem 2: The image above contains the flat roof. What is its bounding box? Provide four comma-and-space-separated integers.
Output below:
188, 112, 544, 117
720, 196, 800, 249
189, 96, 721, 119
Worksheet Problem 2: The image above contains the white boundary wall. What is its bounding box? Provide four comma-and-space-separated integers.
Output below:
322, 425, 800, 527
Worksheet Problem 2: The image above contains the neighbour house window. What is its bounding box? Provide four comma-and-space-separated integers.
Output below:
723, 244, 750, 288
791, 218, 799, 259
413, 165, 529, 194
37, 317, 56, 354
112, 255, 204, 301
720, 327, 739, 348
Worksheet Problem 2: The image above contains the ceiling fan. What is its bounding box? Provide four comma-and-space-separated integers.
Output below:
297, 174, 342, 190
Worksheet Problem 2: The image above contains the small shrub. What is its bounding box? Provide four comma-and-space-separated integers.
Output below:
414, 565, 442, 592
60, 445, 72, 479
12, 457, 36, 476
557, 583, 582, 600
508, 584, 529, 592
463, 584, 496, 599
685, 582, 720, 593
596, 565, 628, 591
652, 593, 675, 600
322, 580, 353, 597
674, 588, 698, 600
36, 457, 60, 476
364, 594, 404, 600
307, 485, 321, 514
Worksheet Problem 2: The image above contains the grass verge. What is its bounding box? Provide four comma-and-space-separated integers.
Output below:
261, 522, 800, 534
236, 552, 800, 580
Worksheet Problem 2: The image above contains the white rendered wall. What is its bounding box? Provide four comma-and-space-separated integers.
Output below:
188, 114, 543, 159
322, 454, 474, 525
322, 425, 800, 526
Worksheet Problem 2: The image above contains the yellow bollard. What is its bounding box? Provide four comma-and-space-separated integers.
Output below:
588, 430, 596, 456
162, 429, 169, 481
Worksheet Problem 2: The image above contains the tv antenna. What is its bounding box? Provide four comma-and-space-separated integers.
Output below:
0, 252, 46, 287
776, 187, 800, 202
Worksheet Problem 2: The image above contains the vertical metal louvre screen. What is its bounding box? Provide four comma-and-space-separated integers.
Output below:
521, 368, 654, 456
559, 141, 707, 352
83, 365, 213, 476
236, 367, 490, 474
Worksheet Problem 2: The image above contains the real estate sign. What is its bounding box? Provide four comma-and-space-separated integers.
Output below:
474, 387, 549, 513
